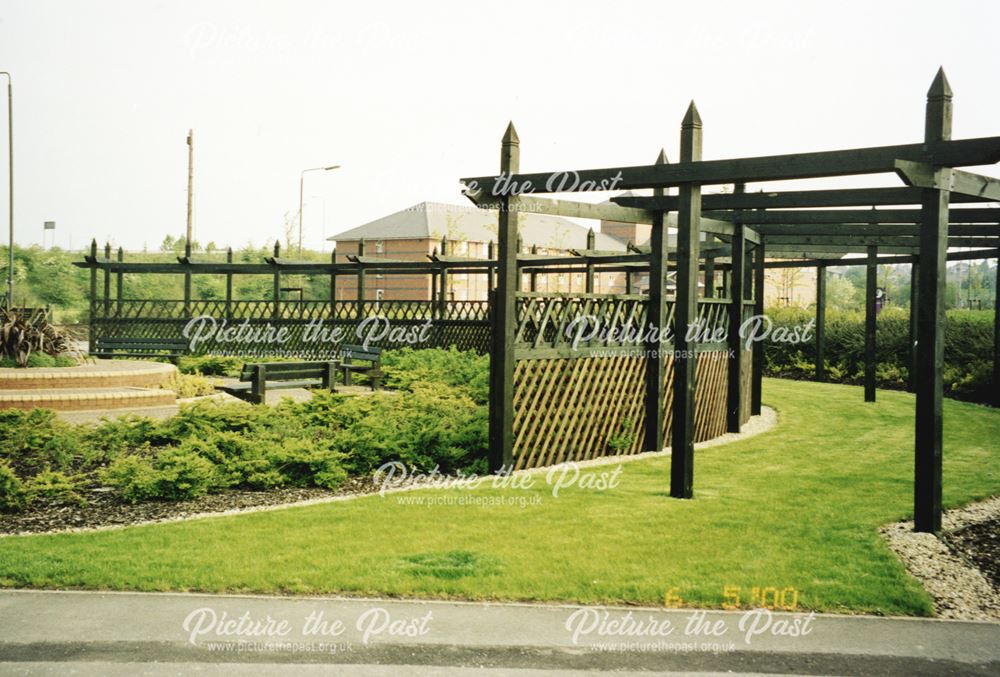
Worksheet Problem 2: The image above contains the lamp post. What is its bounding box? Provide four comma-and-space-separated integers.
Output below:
1, 72, 11, 309
298, 165, 339, 256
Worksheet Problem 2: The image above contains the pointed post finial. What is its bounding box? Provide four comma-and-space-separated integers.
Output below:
682, 101, 702, 129
104, 242, 111, 258
502, 121, 519, 146
680, 101, 703, 164
655, 148, 669, 165
587, 227, 595, 249
925, 67, 952, 143
274, 240, 280, 257
927, 67, 953, 101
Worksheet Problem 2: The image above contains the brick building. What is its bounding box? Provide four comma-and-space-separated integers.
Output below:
328, 202, 628, 301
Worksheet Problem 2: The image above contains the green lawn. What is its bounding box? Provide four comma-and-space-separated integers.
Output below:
1, 378, 998, 616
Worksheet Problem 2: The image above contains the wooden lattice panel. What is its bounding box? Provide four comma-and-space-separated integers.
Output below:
513, 347, 752, 470
511, 355, 647, 469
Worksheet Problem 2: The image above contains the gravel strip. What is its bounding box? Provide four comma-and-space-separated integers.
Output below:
880, 495, 1000, 621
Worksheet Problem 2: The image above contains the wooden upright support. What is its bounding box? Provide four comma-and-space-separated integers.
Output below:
439, 235, 449, 315
815, 261, 826, 381
529, 245, 538, 292
585, 228, 596, 293
994, 249, 1000, 406
704, 256, 715, 298
183, 240, 192, 317
488, 122, 519, 472
272, 241, 281, 320
487, 240, 495, 292
914, 68, 952, 533
356, 239, 366, 313
330, 247, 337, 308
225, 247, 234, 321
751, 242, 765, 415
908, 261, 918, 393
88, 239, 97, 355
103, 242, 111, 315
671, 103, 702, 499
726, 183, 746, 432
430, 246, 439, 314
115, 247, 124, 314
643, 150, 670, 454
864, 245, 878, 402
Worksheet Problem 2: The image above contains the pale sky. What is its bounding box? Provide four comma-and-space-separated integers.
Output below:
1, 0, 999, 252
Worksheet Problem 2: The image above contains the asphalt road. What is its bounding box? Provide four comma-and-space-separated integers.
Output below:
1, 590, 998, 675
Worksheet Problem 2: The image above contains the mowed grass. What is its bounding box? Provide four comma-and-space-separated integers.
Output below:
1, 379, 998, 616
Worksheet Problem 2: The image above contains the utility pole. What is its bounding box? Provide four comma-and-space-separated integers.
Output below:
186, 129, 194, 248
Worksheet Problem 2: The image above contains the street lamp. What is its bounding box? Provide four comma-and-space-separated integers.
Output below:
1, 72, 11, 309
299, 165, 339, 256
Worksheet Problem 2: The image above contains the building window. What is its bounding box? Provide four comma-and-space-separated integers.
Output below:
375, 240, 384, 254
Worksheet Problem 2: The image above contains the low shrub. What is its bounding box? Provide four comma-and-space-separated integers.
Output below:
0, 460, 26, 513
163, 372, 219, 398
382, 347, 490, 404
24, 469, 86, 507
103, 447, 221, 503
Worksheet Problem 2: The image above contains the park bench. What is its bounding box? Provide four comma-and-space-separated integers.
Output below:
93, 337, 189, 362
217, 360, 338, 404
338, 344, 382, 391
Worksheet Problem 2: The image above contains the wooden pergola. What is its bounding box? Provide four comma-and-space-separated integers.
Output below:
461, 69, 1000, 533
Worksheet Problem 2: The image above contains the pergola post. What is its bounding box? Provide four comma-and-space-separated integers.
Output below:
103, 242, 111, 315
670, 103, 702, 499
356, 239, 366, 314
704, 255, 715, 298
487, 240, 495, 292
529, 245, 538, 292
88, 239, 97, 355
430, 246, 439, 313
271, 241, 281, 321
751, 242, 765, 415
864, 245, 878, 402
644, 150, 670, 454
914, 68, 952, 534
329, 248, 337, 311
488, 122, 519, 472
115, 247, 124, 315
225, 247, 234, 321
726, 184, 746, 432
909, 261, 918, 393
815, 261, 826, 381
994, 248, 1000, 406
439, 235, 449, 315
585, 228, 595, 293
183, 240, 192, 317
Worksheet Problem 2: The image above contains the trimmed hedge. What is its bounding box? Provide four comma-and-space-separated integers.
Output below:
762, 307, 995, 403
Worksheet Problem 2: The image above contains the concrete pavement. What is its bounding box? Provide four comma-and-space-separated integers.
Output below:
1, 590, 998, 675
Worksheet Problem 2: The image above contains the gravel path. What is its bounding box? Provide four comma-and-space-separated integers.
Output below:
881, 495, 1000, 621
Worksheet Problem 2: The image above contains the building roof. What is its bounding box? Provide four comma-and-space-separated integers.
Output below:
329, 202, 626, 251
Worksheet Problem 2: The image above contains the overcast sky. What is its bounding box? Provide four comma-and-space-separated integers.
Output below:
1, 0, 998, 252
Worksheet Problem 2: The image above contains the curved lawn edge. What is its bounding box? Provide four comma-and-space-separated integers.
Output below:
1, 408, 780, 538
0, 379, 996, 618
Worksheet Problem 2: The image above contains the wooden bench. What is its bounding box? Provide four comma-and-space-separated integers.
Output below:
339, 344, 382, 391
217, 361, 338, 404
93, 337, 189, 362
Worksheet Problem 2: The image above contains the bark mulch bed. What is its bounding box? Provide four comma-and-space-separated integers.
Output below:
0, 476, 378, 536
